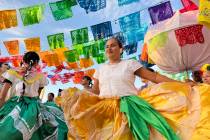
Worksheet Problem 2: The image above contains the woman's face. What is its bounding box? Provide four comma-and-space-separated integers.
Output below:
21, 60, 38, 70
105, 38, 122, 60
0, 63, 9, 73
21, 61, 30, 70
81, 78, 89, 86
202, 71, 210, 84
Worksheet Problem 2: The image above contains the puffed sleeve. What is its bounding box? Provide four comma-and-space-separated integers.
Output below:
2, 70, 16, 84
39, 74, 49, 88
128, 59, 143, 73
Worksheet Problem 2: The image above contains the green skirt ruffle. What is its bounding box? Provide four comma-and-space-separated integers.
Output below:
120, 96, 180, 140
0, 96, 68, 140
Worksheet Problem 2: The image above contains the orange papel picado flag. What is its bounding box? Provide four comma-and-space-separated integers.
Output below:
24, 37, 41, 52
3, 40, 19, 55
0, 10, 18, 30
84, 69, 95, 78
79, 58, 94, 68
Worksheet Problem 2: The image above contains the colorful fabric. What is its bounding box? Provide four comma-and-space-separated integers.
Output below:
0, 96, 68, 140
64, 49, 79, 62
59, 90, 134, 140
201, 63, 210, 72
175, 25, 204, 47
84, 69, 95, 77
24, 37, 41, 52
124, 43, 138, 55
79, 58, 94, 68
198, 0, 210, 28
47, 33, 65, 50
55, 96, 62, 107
49, 0, 73, 21
95, 53, 106, 64
72, 44, 84, 55
11, 56, 23, 67
140, 44, 148, 62
191, 0, 199, 5
3, 40, 19, 55
158, 70, 190, 81
90, 43, 100, 57
180, 0, 198, 13
124, 27, 147, 44
70, 27, 89, 45
130, 56, 137, 60
77, 0, 106, 12
95, 39, 106, 51
113, 32, 126, 45
140, 44, 155, 67
148, 32, 168, 54
61, 73, 73, 84
66, 62, 79, 70
45, 52, 62, 66
39, 51, 50, 63
82, 45, 91, 58
119, 12, 147, 43
81, 40, 105, 57
52, 64, 65, 74
47, 74, 60, 85
19, 4, 45, 26
144, 10, 210, 73
73, 71, 84, 84
91, 21, 113, 40
54, 47, 68, 62
0, 10, 18, 30
2, 69, 47, 98
58, 82, 210, 140
66, 0, 78, 6
120, 96, 179, 140
12, 61, 20, 67
89, 0, 106, 12
148, 1, 173, 24
44, 101, 62, 111
118, 0, 139, 6
119, 12, 140, 32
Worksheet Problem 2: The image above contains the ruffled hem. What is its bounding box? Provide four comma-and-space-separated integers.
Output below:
59, 83, 210, 140
0, 96, 68, 140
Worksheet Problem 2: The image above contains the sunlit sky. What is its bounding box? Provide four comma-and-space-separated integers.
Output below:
0, 0, 182, 101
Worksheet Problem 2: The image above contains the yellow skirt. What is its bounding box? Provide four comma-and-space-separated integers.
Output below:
58, 83, 210, 140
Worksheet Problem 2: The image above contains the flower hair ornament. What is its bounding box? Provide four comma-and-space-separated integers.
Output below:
201, 64, 210, 73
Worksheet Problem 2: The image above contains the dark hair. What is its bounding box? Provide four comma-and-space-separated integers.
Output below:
0, 62, 9, 68
58, 89, 63, 93
108, 37, 123, 48
23, 51, 40, 67
83, 76, 92, 86
0, 62, 3, 67
207, 66, 210, 71
192, 71, 203, 83
48, 93, 55, 98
